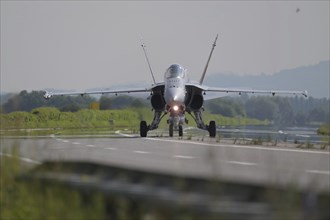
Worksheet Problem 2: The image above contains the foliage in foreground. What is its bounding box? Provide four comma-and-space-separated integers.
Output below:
1, 145, 329, 220
0, 155, 106, 220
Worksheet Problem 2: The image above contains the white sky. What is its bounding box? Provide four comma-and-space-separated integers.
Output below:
1, 1, 329, 92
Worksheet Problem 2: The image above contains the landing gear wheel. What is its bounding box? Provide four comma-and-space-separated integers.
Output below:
169, 124, 174, 137
140, 121, 148, 137
179, 125, 183, 137
208, 121, 216, 137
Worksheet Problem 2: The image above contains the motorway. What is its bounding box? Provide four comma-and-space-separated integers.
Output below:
1, 131, 330, 192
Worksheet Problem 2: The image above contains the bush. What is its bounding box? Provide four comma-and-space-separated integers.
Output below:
317, 124, 330, 136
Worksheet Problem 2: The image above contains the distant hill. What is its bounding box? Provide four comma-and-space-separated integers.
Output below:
0, 93, 15, 105
204, 60, 329, 98
1, 61, 328, 99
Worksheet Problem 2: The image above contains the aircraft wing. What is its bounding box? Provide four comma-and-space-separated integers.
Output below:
205, 87, 308, 97
43, 82, 166, 99
44, 87, 154, 99
186, 83, 308, 97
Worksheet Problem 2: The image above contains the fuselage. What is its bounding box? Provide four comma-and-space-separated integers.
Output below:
164, 64, 188, 114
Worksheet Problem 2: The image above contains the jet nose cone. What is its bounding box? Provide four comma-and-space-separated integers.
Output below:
165, 88, 185, 105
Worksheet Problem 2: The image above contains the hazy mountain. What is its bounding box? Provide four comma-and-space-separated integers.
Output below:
204, 60, 329, 98
0, 93, 15, 105
1, 61, 328, 99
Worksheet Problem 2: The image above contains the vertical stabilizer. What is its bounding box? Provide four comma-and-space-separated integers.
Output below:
199, 34, 218, 85
140, 38, 156, 84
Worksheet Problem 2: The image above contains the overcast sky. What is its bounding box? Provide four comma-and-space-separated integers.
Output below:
1, 1, 329, 92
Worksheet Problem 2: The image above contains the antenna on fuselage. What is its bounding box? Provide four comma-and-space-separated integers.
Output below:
140, 38, 156, 84
199, 34, 218, 85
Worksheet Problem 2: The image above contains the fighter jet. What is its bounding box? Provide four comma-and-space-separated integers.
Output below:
44, 35, 308, 137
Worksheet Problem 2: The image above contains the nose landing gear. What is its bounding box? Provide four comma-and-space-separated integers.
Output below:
169, 124, 174, 137
168, 124, 183, 137
168, 113, 185, 137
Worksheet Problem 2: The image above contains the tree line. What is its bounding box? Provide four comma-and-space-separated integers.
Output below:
0, 90, 148, 113
205, 95, 329, 126
1, 90, 329, 126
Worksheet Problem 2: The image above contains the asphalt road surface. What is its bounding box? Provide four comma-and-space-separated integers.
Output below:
1, 132, 329, 192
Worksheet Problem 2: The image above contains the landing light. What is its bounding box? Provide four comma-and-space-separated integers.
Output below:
173, 105, 179, 111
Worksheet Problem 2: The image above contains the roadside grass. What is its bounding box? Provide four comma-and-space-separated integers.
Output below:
0, 107, 268, 136
317, 124, 330, 136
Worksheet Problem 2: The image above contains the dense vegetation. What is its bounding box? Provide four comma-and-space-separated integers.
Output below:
0, 90, 329, 128
0, 156, 106, 220
205, 95, 329, 126
0, 90, 149, 113
0, 106, 267, 131
317, 124, 330, 136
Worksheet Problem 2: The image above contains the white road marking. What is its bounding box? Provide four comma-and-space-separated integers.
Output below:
306, 170, 330, 175
226, 160, 258, 166
134, 150, 150, 154
105, 147, 117, 150
173, 155, 195, 159
72, 142, 80, 145
0, 153, 41, 164
115, 130, 135, 137
86, 144, 95, 148
62, 140, 69, 143
19, 157, 41, 164
146, 137, 330, 155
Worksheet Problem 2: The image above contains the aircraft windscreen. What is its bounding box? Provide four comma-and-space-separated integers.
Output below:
165, 64, 185, 78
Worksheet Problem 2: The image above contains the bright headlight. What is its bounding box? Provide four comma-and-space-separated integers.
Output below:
173, 105, 179, 111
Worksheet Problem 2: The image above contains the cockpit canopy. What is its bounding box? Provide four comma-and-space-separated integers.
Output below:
165, 64, 185, 79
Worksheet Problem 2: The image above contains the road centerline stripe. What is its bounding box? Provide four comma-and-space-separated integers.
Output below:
134, 150, 150, 154
173, 155, 195, 159
306, 170, 330, 175
226, 160, 258, 166
105, 147, 117, 150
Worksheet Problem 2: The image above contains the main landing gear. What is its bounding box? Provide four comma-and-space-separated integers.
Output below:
188, 111, 217, 138
208, 120, 216, 138
139, 111, 217, 138
140, 120, 216, 138
140, 121, 148, 137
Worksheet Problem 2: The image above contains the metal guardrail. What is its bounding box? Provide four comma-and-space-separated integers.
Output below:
20, 161, 329, 220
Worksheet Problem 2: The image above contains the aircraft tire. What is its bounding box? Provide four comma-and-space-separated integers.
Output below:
209, 121, 216, 137
179, 125, 183, 137
169, 124, 174, 137
140, 121, 148, 137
